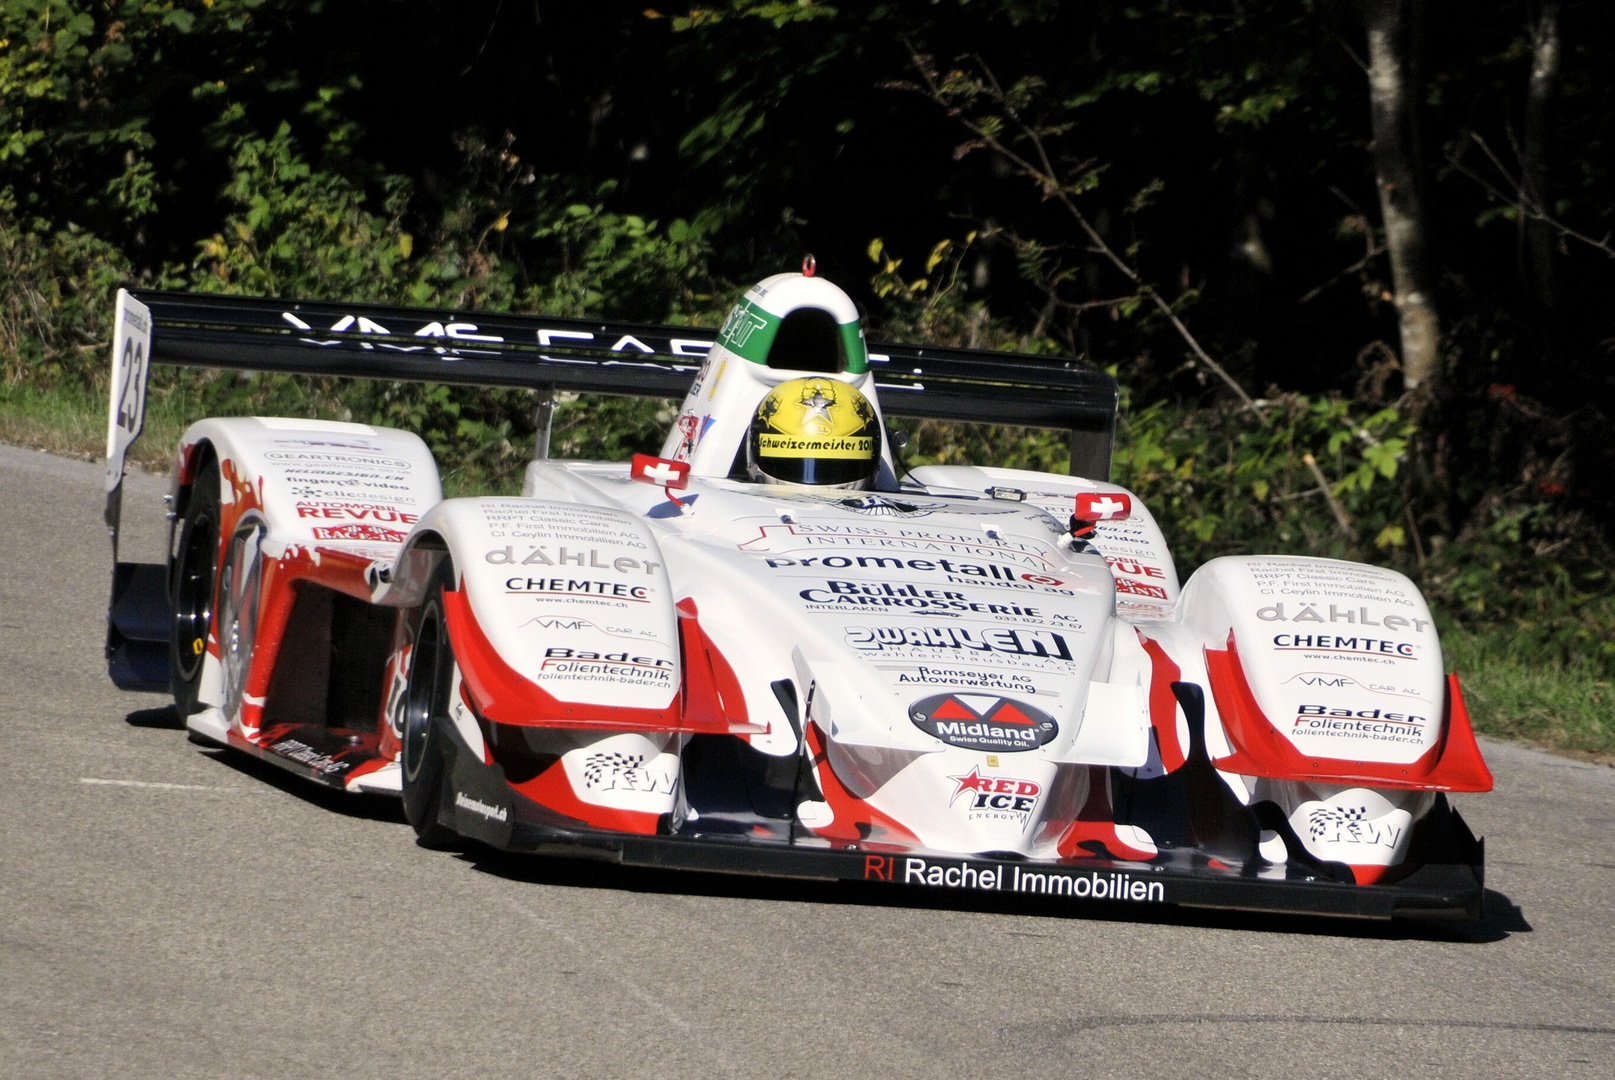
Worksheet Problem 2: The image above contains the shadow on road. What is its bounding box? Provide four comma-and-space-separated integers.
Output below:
458, 844, 1529, 942
124, 704, 183, 729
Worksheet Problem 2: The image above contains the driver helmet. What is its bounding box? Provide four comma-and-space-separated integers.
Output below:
747, 377, 880, 489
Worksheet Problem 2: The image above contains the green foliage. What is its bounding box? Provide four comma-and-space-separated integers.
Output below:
1446, 625, 1614, 756
192, 122, 416, 298
164, 123, 722, 493
1, 0, 281, 230
0, 188, 131, 389
1115, 394, 1414, 564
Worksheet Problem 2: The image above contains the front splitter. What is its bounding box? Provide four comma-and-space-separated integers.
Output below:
507, 823, 1485, 921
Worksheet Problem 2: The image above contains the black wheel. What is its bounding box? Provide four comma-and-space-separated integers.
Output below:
170, 457, 220, 719
401, 561, 461, 849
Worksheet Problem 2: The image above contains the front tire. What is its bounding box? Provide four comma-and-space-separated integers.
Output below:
401, 562, 461, 849
170, 457, 220, 720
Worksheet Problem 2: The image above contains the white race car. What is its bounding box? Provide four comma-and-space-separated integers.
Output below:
103, 264, 1492, 920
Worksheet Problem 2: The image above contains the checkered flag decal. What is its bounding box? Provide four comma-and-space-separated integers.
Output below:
1307, 805, 1368, 840
583, 752, 644, 788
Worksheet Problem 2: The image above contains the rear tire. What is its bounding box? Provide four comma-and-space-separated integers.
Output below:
170, 458, 220, 720
401, 562, 461, 849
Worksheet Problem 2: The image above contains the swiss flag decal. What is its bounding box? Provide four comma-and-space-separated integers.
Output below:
1074, 491, 1131, 522
630, 454, 691, 490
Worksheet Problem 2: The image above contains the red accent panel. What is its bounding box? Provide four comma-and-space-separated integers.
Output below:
1136, 631, 1187, 773
1056, 765, 1156, 861
1435, 672, 1495, 792
802, 724, 921, 848
441, 589, 761, 735
442, 587, 683, 731
1205, 634, 1494, 792
510, 760, 662, 835
676, 598, 764, 735
1348, 863, 1395, 885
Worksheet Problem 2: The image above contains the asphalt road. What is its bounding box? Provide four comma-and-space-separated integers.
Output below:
2, 442, 1613, 1080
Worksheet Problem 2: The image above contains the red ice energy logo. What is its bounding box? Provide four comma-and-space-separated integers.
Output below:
909, 694, 1058, 752
948, 766, 1042, 821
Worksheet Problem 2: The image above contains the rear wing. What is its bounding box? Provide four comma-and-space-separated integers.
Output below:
103, 288, 1118, 689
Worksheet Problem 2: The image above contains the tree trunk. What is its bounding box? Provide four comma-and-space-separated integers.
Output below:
1363, 0, 1441, 391
1520, 1, 1561, 324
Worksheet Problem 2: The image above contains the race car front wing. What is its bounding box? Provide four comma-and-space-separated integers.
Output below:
501, 816, 1486, 922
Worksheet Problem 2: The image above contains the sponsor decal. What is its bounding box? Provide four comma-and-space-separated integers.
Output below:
1104, 556, 1165, 580
861, 855, 1166, 902
766, 554, 1021, 581
1283, 671, 1425, 698
486, 546, 660, 574
481, 505, 650, 547
265, 451, 412, 471
518, 615, 651, 641
296, 501, 418, 524
289, 481, 414, 499
740, 523, 1056, 570
894, 666, 1040, 694
799, 581, 1039, 617
910, 694, 1058, 752
1258, 603, 1431, 632
1020, 573, 1065, 586
455, 791, 509, 823
1115, 578, 1169, 599
533, 326, 710, 357
849, 625, 1074, 661
582, 752, 677, 794
311, 523, 409, 543
271, 738, 352, 775
506, 578, 651, 601
272, 438, 384, 451
718, 299, 772, 353
1273, 634, 1416, 658
1307, 805, 1402, 848
543, 647, 672, 667
949, 766, 1041, 821
1292, 704, 1427, 744
541, 648, 675, 686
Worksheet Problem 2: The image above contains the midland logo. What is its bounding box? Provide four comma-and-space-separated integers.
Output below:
910, 694, 1058, 752
949, 766, 1041, 823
